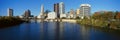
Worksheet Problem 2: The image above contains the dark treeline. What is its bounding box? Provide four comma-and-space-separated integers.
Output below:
0, 16, 24, 28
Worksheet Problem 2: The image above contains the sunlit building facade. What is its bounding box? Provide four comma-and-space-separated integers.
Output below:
80, 4, 91, 19
37, 4, 44, 18
76, 9, 80, 17
59, 2, 65, 18
47, 12, 57, 19
70, 9, 75, 18
7, 8, 13, 16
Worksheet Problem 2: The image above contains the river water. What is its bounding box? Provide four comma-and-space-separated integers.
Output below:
0, 21, 120, 40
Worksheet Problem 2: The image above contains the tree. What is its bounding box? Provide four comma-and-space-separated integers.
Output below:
92, 12, 101, 19
116, 12, 120, 20
76, 16, 80, 19
103, 11, 114, 20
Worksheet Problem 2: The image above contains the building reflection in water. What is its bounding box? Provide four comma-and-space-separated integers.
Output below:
55, 21, 60, 40
40, 22, 44, 40
1, 21, 120, 40
39, 22, 90, 40
80, 25, 90, 40
39, 21, 65, 40
59, 22, 64, 40
1, 18, 120, 40
38, 21, 91, 40
55, 22, 64, 40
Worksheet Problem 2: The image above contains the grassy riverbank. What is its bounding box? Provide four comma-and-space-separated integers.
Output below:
77, 11, 120, 30
77, 18, 120, 30
0, 16, 25, 28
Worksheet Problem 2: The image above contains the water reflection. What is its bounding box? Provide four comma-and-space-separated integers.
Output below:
20, 23, 31, 40
0, 22, 120, 40
80, 25, 91, 40
39, 22, 64, 40
59, 22, 64, 40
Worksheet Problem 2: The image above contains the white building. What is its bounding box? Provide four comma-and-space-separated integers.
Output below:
69, 9, 75, 18
47, 12, 57, 19
66, 12, 74, 19
80, 4, 91, 19
60, 13, 66, 18
59, 2, 65, 18
37, 4, 44, 18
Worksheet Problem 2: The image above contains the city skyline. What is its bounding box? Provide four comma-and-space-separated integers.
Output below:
0, 0, 120, 16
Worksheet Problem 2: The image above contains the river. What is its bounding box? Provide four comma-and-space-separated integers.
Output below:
0, 21, 120, 40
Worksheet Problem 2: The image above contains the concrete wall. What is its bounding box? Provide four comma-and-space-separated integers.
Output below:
62, 19, 76, 23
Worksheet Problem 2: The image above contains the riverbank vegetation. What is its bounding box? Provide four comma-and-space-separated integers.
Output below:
0, 16, 25, 28
77, 11, 120, 30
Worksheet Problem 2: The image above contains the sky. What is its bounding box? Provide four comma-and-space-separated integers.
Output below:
0, 0, 120, 16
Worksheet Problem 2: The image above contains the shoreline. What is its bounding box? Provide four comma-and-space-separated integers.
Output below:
76, 19, 120, 31
0, 17, 25, 29
62, 19, 76, 23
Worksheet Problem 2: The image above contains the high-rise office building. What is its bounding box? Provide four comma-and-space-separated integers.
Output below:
59, 2, 65, 14
59, 2, 65, 18
24, 9, 31, 18
54, 3, 59, 18
7, 8, 13, 16
80, 4, 91, 19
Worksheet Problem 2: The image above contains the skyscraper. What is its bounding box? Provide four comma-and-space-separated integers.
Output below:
59, 2, 66, 18
40, 4, 44, 15
54, 3, 59, 18
7, 8, 13, 16
80, 4, 91, 19
59, 2, 65, 14
24, 9, 31, 18
37, 4, 44, 18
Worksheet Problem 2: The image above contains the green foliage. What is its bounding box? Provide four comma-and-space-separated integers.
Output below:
92, 11, 114, 20
92, 19, 108, 27
110, 21, 120, 29
61, 17, 66, 19
77, 11, 120, 30
75, 16, 80, 19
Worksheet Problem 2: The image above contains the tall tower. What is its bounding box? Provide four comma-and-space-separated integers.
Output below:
7, 8, 13, 16
59, 2, 65, 14
37, 4, 44, 18
80, 4, 91, 19
40, 4, 44, 15
54, 3, 59, 18
24, 9, 31, 18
